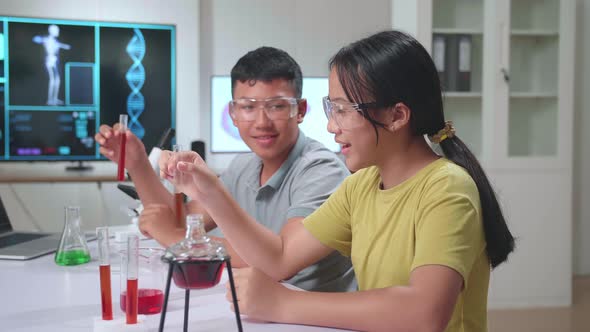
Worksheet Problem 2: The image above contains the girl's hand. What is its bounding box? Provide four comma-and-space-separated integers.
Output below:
163, 151, 220, 202
225, 267, 289, 322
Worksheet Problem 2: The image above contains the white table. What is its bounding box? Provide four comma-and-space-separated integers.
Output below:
0, 240, 344, 331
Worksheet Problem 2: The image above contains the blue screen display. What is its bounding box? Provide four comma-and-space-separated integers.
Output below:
0, 16, 175, 161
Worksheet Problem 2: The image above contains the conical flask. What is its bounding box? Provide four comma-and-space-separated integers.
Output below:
55, 206, 91, 266
163, 214, 227, 289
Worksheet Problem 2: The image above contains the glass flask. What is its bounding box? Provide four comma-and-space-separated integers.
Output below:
162, 214, 227, 289
159, 214, 242, 332
55, 206, 91, 266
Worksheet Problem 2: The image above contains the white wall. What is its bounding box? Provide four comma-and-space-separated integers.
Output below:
199, 0, 392, 171
574, 0, 590, 275
0, 0, 199, 231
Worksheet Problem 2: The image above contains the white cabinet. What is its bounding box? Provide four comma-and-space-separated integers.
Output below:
392, 0, 575, 308
489, 0, 575, 169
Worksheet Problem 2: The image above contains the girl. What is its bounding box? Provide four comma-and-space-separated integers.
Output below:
165, 30, 514, 332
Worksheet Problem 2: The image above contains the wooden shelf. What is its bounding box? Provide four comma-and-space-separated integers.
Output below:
511, 29, 559, 37
433, 28, 483, 35
510, 92, 558, 98
444, 92, 483, 98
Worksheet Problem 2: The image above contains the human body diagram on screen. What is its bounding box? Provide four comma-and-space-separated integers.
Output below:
33, 24, 71, 106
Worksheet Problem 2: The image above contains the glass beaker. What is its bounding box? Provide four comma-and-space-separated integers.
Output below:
163, 214, 226, 289
120, 246, 167, 315
55, 206, 91, 266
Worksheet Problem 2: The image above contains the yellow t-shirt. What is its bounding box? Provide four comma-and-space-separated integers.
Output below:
303, 158, 490, 332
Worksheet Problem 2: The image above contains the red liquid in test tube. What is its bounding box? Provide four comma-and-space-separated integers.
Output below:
172, 144, 184, 227
175, 193, 184, 227
126, 234, 139, 324
96, 227, 113, 320
117, 114, 128, 181
100, 265, 113, 320
126, 279, 138, 324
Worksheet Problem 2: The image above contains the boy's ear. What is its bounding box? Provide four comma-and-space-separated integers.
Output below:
297, 98, 307, 123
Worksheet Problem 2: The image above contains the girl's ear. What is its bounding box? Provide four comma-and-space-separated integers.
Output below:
386, 102, 411, 132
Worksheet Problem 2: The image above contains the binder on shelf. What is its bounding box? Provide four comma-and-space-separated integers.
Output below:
445, 34, 458, 92
457, 34, 472, 92
432, 34, 447, 90
433, 34, 473, 93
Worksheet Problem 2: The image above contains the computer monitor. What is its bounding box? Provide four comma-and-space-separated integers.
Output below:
210, 76, 339, 153
0, 16, 175, 163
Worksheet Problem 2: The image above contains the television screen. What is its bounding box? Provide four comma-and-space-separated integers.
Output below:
0, 16, 175, 161
210, 76, 339, 153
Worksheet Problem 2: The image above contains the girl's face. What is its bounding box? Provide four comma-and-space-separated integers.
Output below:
326, 69, 380, 172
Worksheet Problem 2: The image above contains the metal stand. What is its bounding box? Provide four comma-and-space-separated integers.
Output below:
158, 259, 243, 332
158, 264, 174, 332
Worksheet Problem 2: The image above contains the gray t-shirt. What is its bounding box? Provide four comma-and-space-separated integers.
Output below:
210, 131, 357, 292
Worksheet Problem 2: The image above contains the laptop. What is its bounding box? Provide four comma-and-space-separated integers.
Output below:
0, 195, 61, 260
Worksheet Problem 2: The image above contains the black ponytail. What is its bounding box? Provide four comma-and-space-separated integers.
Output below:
440, 136, 514, 268
331, 30, 515, 268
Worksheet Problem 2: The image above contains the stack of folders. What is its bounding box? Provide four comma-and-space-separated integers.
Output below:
432, 34, 472, 92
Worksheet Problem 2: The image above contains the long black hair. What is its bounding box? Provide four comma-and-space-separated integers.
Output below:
329, 30, 514, 268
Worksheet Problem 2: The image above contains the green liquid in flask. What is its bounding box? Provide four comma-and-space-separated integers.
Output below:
55, 249, 91, 266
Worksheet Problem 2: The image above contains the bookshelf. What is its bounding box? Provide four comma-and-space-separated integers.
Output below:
508, 0, 560, 158
432, 0, 484, 157
393, 0, 572, 164
432, 0, 484, 32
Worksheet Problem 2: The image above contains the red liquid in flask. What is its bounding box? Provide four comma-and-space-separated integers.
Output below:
125, 278, 138, 324
172, 260, 225, 289
120, 288, 164, 315
99, 265, 113, 320
117, 133, 127, 181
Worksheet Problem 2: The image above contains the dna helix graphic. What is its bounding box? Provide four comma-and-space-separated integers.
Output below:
125, 28, 146, 139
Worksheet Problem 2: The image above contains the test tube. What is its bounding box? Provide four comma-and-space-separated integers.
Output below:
97, 227, 113, 320
172, 144, 184, 228
117, 114, 129, 181
126, 234, 139, 324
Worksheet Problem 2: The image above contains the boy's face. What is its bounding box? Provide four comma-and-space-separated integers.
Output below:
231, 79, 306, 165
